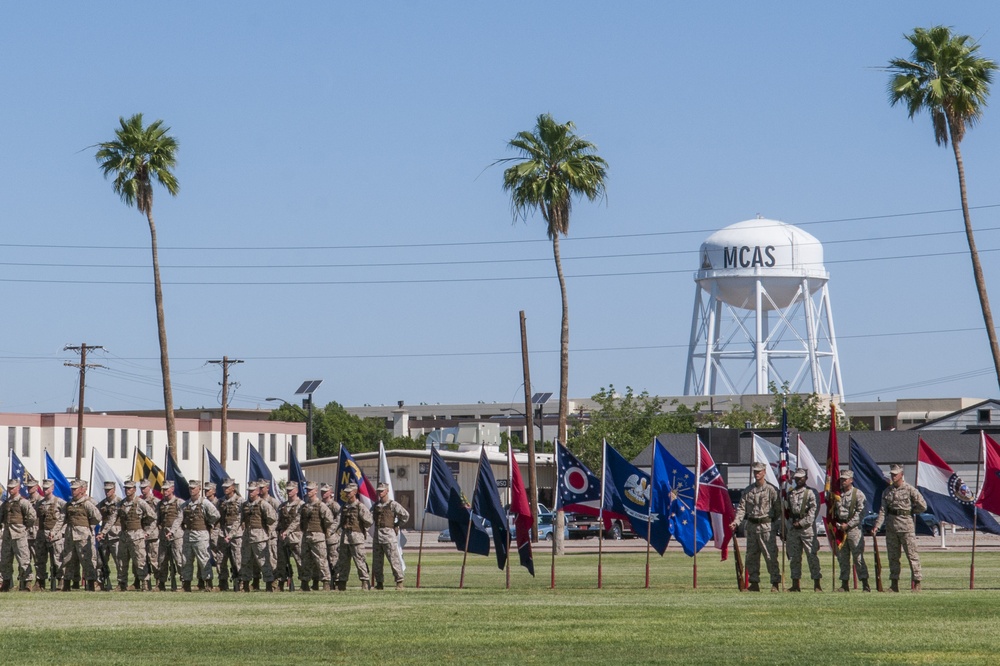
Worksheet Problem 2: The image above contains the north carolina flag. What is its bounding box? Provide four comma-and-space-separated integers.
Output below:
918, 438, 1000, 535
696, 439, 734, 560
336, 444, 376, 508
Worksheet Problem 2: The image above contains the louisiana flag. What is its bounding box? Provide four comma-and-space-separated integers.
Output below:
133, 447, 165, 498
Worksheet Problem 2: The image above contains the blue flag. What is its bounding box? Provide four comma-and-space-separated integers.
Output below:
165, 451, 190, 501
8, 450, 32, 498
654, 439, 713, 557
288, 444, 308, 499
425, 447, 490, 556
602, 442, 655, 541
247, 441, 278, 498
555, 440, 602, 516
849, 438, 887, 519
205, 448, 227, 499
472, 449, 510, 570
45, 451, 72, 501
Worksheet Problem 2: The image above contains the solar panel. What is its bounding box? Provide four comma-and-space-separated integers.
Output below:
531, 392, 552, 404
295, 379, 323, 395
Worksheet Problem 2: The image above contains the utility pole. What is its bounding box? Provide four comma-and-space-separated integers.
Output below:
208, 356, 243, 470
64, 343, 104, 478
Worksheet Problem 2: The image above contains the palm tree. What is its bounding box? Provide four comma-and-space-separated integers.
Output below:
95, 113, 180, 457
888, 26, 1000, 390
499, 113, 608, 443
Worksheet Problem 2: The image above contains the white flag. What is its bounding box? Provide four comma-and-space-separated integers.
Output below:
89, 447, 125, 501
752, 434, 794, 489
378, 441, 406, 570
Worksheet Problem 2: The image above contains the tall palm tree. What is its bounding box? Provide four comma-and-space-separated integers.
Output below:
888, 26, 1000, 390
96, 113, 180, 457
500, 113, 608, 443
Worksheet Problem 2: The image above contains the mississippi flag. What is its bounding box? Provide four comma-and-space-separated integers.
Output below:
696, 439, 734, 560
508, 442, 534, 576
977, 432, 1000, 516
918, 438, 1000, 535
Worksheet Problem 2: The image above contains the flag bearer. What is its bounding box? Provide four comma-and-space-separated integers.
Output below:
873, 464, 927, 592
333, 483, 372, 591
785, 468, 822, 592
371, 482, 408, 590
730, 461, 781, 592
832, 470, 869, 592
0, 479, 35, 591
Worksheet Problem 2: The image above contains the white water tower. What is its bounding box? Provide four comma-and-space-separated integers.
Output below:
683, 218, 844, 399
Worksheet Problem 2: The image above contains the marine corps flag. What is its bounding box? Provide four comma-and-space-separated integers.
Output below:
823, 404, 844, 550
133, 447, 165, 498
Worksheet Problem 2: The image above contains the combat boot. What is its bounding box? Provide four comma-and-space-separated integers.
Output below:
312, 580, 319, 591
889, 579, 899, 593
813, 580, 822, 592
770, 583, 780, 592
912, 580, 922, 593
375, 581, 384, 590
322, 582, 332, 591
278, 580, 285, 592
361, 580, 371, 591
19, 580, 30, 592
839, 579, 850, 592
395, 581, 404, 591
182, 580, 192, 592
748, 581, 760, 592
85, 580, 96, 592
337, 581, 347, 592
133, 577, 141, 590
62, 579, 72, 592
242, 580, 250, 593
119, 582, 128, 592
265, 581, 274, 593
861, 579, 871, 592
157, 581, 167, 592
300, 580, 311, 592
789, 579, 801, 592
197, 579, 205, 591
218, 579, 229, 592
33, 579, 44, 592
202, 580, 213, 592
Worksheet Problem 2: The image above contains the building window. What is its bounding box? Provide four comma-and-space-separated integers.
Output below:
182, 432, 190, 461
7, 427, 14, 451
121, 430, 128, 459
232, 433, 240, 461
108, 429, 115, 459
64, 428, 72, 457
145, 431, 153, 458
270, 434, 277, 462
258, 433, 265, 455
22, 428, 30, 457
979, 409, 992, 424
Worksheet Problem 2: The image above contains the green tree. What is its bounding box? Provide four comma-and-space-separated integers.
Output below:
713, 383, 847, 431
888, 26, 1000, 390
568, 385, 701, 469
96, 114, 180, 457
498, 114, 608, 444
311, 401, 391, 458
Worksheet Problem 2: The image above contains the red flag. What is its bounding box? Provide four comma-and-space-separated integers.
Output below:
977, 432, 1000, 515
823, 404, 844, 549
695, 439, 735, 560
508, 444, 535, 576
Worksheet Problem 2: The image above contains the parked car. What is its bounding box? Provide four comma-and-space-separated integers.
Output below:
511, 512, 569, 541
437, 518, 495, 543
564, 512, 634, 540
861, 512, 940, 537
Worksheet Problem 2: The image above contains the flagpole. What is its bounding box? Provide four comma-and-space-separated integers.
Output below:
971, 431, 983, 590
693, 433, 701, 590
644, 439, 654, 589
598, 439, 607, 589
551, 440, 559, 590
779, 406, 788, 591
459, 450, 486, 589
506, 441, 513, 590
911, 434, 920, 592
416, 448, 439, 589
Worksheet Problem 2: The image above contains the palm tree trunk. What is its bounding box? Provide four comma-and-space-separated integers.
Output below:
147, 209, 177, 458
552, 234, 569, 443
951, 137, 1000, 391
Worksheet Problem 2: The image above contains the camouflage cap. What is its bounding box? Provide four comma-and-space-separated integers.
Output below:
840, 469, 854, 480
305, 481, 319, 491
751, 461, 766, 472
189, 481, 202, 490
376, 482, 389, 492
247, 481, 259, 491
24, 478, 39, 489
343, 482, 358, 494
6, 478, 19, 490
104, 481, 117, 490
139, 479, 151, 489
319, 483, 332, 493
889, 464, 904, 475
222, 478, 236, 488
793, 468, 807, 479
162, 480, 175, 490
204, 483, 216, 493
42, 479, 55, 490
70, 479, 85, 490
123, 480, 136, 489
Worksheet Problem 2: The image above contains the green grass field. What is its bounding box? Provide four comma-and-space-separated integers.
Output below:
4, 548, 1000, 665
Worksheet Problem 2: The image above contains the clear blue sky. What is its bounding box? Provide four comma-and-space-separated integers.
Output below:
2, 2, 1000, 414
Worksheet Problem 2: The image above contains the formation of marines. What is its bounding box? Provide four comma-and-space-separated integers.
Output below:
0, 475, 410, 593
730, 461, 928, 593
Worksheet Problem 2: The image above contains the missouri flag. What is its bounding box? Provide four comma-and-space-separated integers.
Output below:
133, 447, 165, 498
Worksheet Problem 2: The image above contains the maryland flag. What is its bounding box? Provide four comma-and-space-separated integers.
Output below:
823, 403, 844, 551
133, 447, 165, 499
